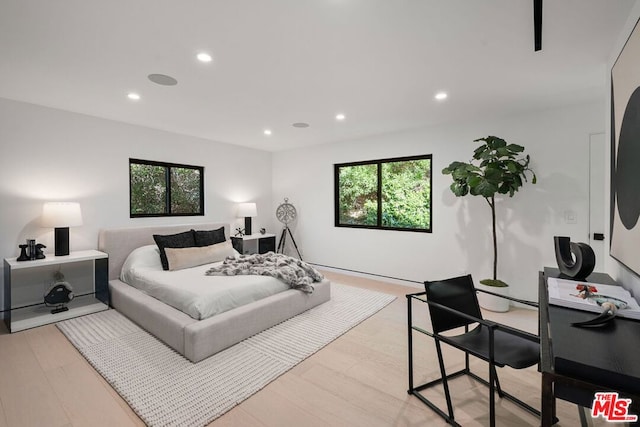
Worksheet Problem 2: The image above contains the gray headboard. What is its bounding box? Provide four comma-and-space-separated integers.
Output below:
98, 222, 231, 280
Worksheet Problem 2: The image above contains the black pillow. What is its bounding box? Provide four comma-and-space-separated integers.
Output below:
153, 230, 197, 270
193, 227, 226, 247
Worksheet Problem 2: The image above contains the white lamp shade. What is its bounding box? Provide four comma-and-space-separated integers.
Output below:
42, 202, 83, 227
237, 202, 257, 218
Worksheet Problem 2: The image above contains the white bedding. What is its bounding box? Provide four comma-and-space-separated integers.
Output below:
120, 245, 290, 320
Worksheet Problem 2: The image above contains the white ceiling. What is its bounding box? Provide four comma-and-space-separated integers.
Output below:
0, 1, 636, 151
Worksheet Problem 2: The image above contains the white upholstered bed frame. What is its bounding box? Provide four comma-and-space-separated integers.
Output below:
98, 222, 331, 362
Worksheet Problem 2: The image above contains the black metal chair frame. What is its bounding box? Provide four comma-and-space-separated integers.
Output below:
407, 286, 541, 427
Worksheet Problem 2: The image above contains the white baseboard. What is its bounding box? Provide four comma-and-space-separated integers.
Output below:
310, 263, 423, 289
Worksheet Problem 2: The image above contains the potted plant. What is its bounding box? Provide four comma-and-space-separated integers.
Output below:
442, 136, 536, 312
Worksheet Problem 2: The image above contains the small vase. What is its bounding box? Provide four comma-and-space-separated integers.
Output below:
476, 283, 510, 312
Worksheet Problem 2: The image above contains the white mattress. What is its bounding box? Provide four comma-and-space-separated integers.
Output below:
120, 245, 290, 320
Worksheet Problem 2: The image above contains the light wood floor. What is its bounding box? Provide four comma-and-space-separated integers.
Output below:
0, 271, 597, 426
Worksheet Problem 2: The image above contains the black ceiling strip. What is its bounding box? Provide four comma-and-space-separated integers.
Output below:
534, 0, 543, 51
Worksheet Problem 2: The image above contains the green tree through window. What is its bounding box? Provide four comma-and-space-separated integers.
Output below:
130, 159, 204, 217
335, 155, 432, 232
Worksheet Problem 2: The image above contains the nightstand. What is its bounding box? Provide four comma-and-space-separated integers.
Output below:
231, 233, 276, 255
3, 250, 109, 332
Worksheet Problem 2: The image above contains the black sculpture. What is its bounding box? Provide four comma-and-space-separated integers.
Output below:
35, 243, 46, 259
17, 244, 29, 261
17, 239, 46, 261
44, 271, 74, 314
554, 236, 596, 280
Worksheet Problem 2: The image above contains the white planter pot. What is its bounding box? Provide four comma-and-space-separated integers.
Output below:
476, 283, 510, 312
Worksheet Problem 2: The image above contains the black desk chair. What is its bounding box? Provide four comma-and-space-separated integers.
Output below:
407, 274, 541, 427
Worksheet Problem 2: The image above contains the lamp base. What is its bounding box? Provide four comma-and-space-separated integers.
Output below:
244, 217, 252, 236
54, 227, 70, 256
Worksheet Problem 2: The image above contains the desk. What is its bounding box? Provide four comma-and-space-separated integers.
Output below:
539, 267, 640, 426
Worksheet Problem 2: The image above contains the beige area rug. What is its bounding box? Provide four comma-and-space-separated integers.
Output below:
57, 283, 396, 427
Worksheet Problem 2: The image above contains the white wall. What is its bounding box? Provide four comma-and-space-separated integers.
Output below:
273, 102, 604, 303
606, 2, 640, 298
0, 98, 273, 312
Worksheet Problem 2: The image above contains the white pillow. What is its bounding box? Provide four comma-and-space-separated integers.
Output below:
120, 244, 163, 282
164, 241, 236, 271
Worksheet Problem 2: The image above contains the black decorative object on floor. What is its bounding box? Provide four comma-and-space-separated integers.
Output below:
554, 236, 596, 280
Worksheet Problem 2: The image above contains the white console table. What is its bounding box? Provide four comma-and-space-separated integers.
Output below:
3, 250, 109, 332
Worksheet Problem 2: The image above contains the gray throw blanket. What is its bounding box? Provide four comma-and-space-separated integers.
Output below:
204, 252, 323, 293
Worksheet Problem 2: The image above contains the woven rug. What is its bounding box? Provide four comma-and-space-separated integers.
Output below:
57, 283, 395, 427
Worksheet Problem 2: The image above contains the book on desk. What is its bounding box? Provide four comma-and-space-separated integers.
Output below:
547, 276, 640, 320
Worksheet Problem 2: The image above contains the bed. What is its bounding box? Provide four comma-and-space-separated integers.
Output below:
98, 222, 331, 362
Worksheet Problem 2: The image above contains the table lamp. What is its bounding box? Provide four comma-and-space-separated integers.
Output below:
237, 202, 257, 236
42, 202, 83, 256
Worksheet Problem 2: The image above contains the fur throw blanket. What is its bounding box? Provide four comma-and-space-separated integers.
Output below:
204, 252, 323, 293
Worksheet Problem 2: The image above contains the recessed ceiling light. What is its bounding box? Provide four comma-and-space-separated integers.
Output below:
435, 92, 448, 100
148, 74, 178, 86
264, 129, 272, 136
197, 52, 213, 63
335, 113, 346, 121
127, 92, 141, 100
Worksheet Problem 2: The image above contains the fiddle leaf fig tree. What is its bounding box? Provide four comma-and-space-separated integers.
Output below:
442, 136, 536, 287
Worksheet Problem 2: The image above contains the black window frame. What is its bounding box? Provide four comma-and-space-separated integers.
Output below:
129, 158, 205, 218
334, 154, 432, 233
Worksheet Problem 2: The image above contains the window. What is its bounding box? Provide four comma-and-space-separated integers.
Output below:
334, 154, 432, 232
129, 158, 204, 217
